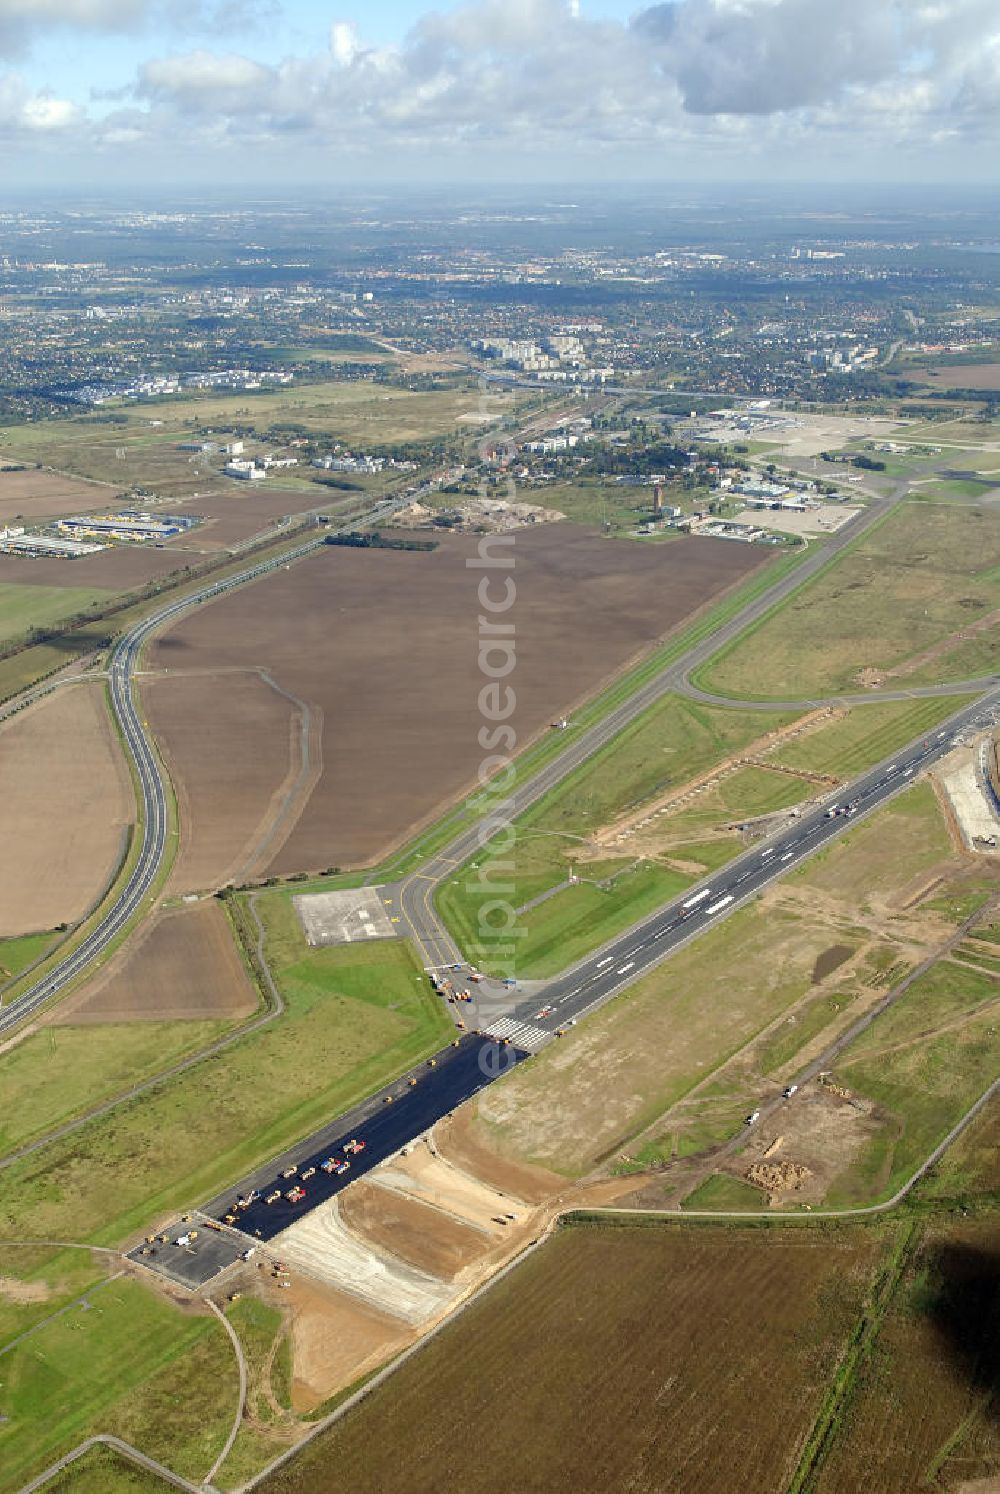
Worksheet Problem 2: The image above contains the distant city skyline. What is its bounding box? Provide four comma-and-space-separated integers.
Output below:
0, 0, 998, 188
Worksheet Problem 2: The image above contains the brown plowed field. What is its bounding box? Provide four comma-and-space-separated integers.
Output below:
338, 1181, 488, 1280
142, 667, 314, 893
0, 682, 132, 936
0, 544, 192, 591
258, 1223, 880, 1494
50, 899, 258, 1024
0, 468, 115, 524
170, 489, 327, 551
924, 361, 1000, 390
145, 526, 767, 876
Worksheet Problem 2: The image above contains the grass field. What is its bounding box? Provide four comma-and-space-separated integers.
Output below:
0, 930, 56, 981
915, 1092, 1000, 1202
0, 932, 451, 1248
0, 1018, 235, 1155
680, 1173, 765, 1210
256, 1222, 880, 1494
790, 782, 952, 906
698, 502, 1000, 698
34, 1444, 172, 1491
475, 900, 869, 1176
770, 695, 967, 778
0, 1277, 234, 1492
438, 693, 801, 976
0, 1245, 109, 1349
0, 381, 513, 493
826, 960, 1000, 1206
0, 581, 111, 643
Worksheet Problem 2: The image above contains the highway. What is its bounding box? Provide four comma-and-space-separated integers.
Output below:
0, 495, 409, 1037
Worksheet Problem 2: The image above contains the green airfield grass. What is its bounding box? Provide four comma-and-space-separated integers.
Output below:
0, 1278, 234, 1492
0, 1246, 109, 1350
0, 930, 56, 981
0, 581, 112, 644
681, 1173, 765, 1211
438, 693, 801, 975
0, 935, 451, 1249
0, 1018, 235, 1156
697, 501, 1000, 699
826, 961, 1000, 1208
770, 695, 967, 778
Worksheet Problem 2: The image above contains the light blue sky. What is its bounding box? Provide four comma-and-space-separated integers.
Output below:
25, 1, 645, 101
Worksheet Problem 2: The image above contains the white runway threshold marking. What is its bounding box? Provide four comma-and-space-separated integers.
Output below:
482, 1016, 551, 1053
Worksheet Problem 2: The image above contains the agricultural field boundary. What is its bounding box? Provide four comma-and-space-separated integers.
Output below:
0, 897, 280, 1172
5, 1084, 995, 1494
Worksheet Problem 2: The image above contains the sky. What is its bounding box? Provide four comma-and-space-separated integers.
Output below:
0, 0, 999, 189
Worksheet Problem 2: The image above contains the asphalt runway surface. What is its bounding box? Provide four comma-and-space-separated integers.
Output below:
467, 686, 1000, 1044
133, 1035, 529, 1287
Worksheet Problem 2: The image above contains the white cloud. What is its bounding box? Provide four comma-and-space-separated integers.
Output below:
6, 0, 1000, 174
329, 20, 359, 68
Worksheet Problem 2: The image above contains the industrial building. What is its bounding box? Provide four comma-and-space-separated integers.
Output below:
57, 511, 200, 543
0, 526, 103, 558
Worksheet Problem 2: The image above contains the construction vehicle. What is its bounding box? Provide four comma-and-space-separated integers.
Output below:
224, 1214, 237, 1226
301, 1166, 317, 1181
205, 1220, 222, 1233
236, 1190, 259, 1210
334, 1159, 350, 1176
281, 1165, 298, 1179
384, 1094, 394, 1104
145, 1235, 155, 1244
343, 1139, 365, 1155
320, 1156, 340, 1174
265, 1190, 281, 1205
285, 1185, 306, 1204
428, 1057, 437, 1067
408, 1077, 418, 1087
